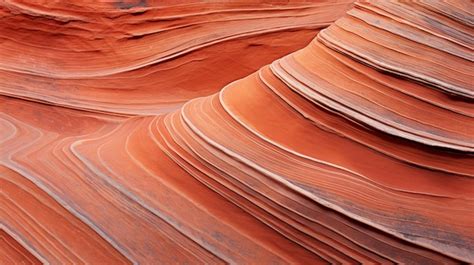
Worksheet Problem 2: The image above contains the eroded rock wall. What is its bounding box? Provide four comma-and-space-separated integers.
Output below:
1, 1, 472, 264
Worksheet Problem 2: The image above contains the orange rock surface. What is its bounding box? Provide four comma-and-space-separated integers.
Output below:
0, 0, 351, 115
1, 0, 473, 264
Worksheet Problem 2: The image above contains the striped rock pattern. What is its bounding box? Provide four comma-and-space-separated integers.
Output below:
1, 0, 473, 264
0, 0, 351, 115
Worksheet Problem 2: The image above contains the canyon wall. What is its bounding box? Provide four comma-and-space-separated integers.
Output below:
1, 0, 472, 264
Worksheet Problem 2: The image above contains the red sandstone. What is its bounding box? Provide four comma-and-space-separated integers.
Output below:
0, 1, 472, 264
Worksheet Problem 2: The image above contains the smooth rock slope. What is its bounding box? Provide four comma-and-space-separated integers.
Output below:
0, 0, 473, 264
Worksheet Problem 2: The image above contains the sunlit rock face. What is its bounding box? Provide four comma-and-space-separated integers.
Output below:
1, 0, 473, 264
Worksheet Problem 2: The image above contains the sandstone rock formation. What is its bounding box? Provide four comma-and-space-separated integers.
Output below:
0, 0, 351, 115
1, 0, 473, 264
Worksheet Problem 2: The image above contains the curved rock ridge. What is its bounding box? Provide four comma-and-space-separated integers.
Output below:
1, 0, 473, 264
0, 0, 352, 115
0, 228, 41, 264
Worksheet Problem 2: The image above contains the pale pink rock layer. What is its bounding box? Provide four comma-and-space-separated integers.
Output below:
1, 0, 473, 264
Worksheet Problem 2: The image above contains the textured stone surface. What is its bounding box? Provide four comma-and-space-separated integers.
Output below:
1, 0, 472, 264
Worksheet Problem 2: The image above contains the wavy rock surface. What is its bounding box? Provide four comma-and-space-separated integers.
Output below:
1, 0, 473, 264
0, 0, 351, 115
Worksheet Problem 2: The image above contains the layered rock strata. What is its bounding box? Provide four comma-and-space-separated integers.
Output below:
1, 0, 472, 264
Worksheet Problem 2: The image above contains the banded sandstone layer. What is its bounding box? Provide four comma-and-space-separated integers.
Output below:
1, 0, 473, 264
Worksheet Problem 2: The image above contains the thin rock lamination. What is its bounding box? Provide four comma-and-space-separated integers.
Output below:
0, 0, 352, 115
0, 0, 473, 264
